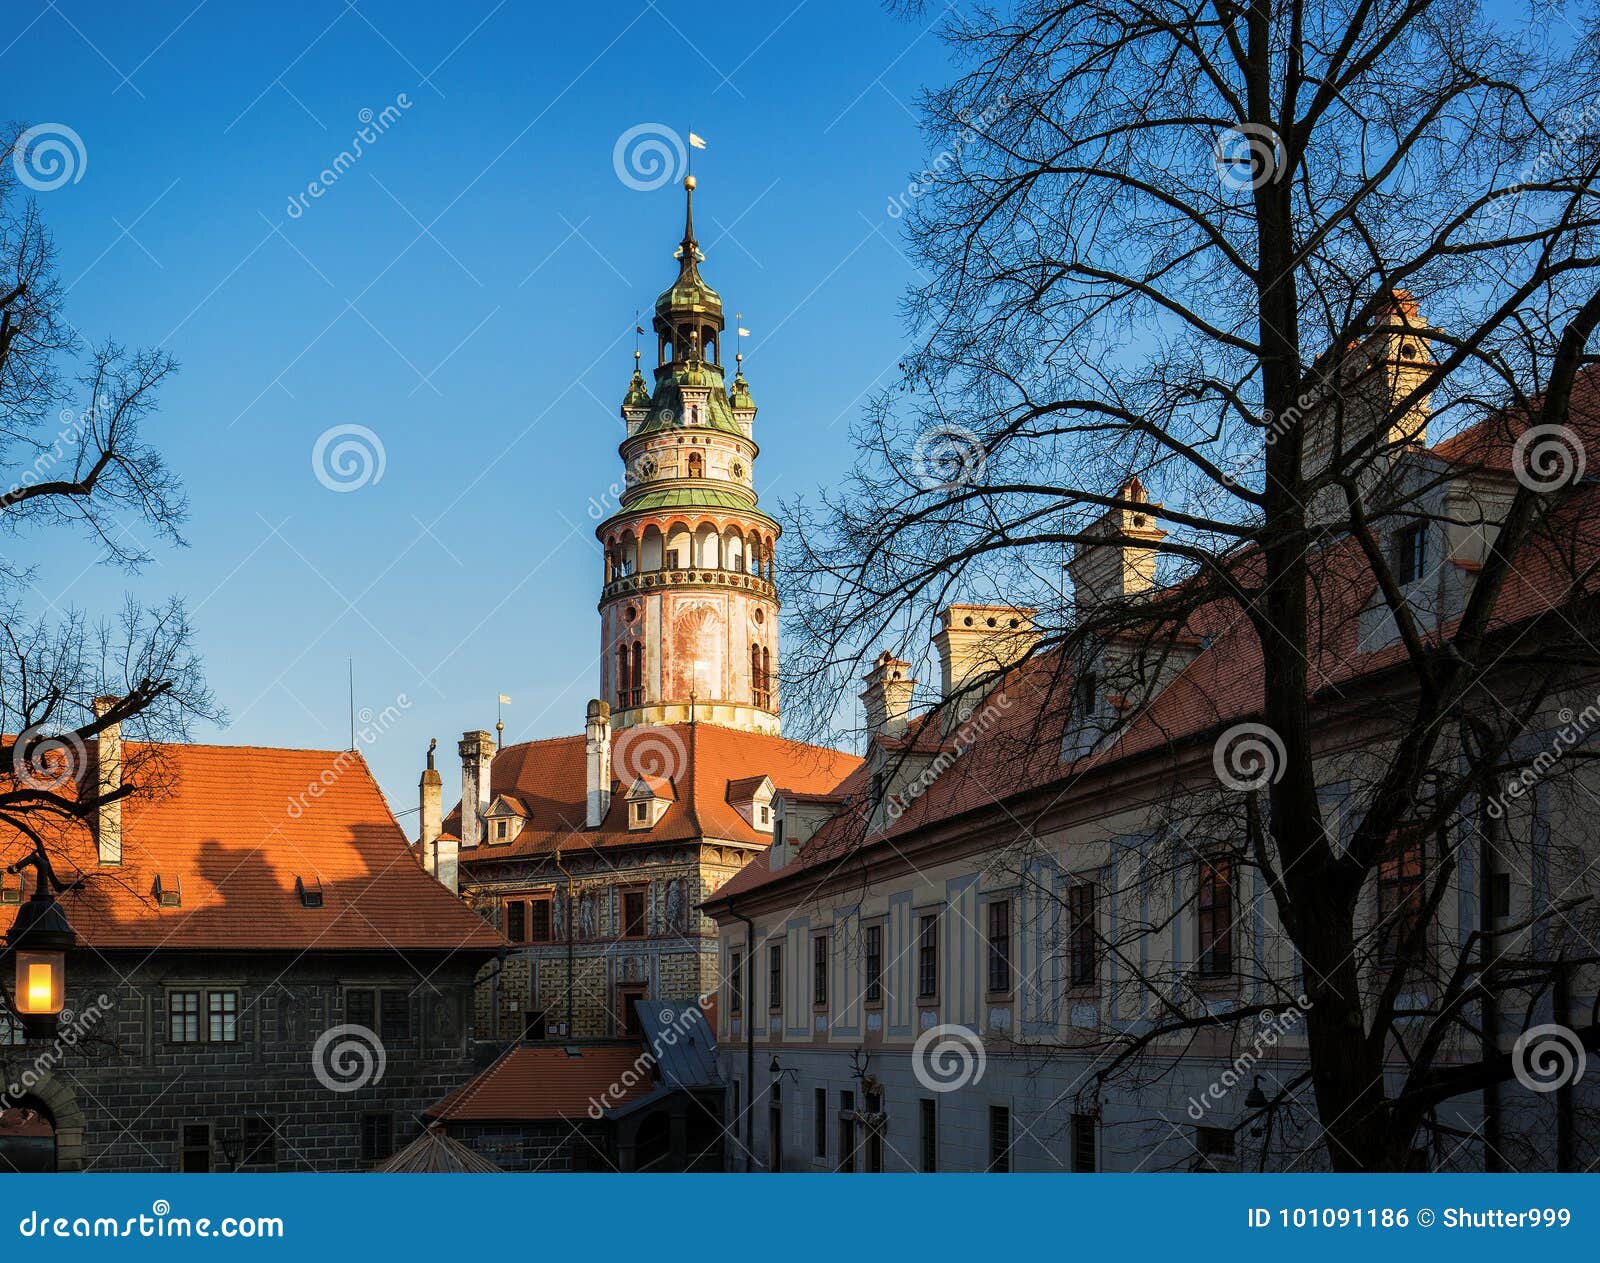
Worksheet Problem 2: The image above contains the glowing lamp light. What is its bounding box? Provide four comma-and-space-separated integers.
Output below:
4, 885, 74, 1038
15, 953, 62, 1016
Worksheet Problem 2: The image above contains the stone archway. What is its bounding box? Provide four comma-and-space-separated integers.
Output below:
14, 1073, 86, 1171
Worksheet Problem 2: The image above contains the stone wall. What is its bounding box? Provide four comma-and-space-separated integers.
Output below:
0, 950, 489, 1172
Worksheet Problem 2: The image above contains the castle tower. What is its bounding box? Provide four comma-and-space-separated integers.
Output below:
597, 176, 781, 735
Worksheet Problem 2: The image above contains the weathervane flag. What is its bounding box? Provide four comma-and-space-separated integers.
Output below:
688, 132, 707, 149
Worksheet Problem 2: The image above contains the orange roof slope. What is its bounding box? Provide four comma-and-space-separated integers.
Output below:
712, 367, 1600, 904
426, 1043, 655, 1122
0, 742, 504, 952
443, 723, 860, 859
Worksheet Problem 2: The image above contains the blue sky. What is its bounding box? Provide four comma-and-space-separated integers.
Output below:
6, 1, 954, 813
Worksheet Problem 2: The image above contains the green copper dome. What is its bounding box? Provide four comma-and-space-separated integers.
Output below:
654, 176, 723, 326
728, 370, 754, 411
621, 365, 651, 412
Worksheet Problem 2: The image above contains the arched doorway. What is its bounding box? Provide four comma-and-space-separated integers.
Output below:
0, 1102, 56, 1173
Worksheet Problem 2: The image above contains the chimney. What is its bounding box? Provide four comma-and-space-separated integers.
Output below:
860, 652, 915, 743
1066, 477, 1165, 620
585, 699, 612, 828
458, 729, 494, 851
92, 696, 122, 867
932, 604, 1039, 725
419, 738, 442, 873
1304, 290, 1434, 524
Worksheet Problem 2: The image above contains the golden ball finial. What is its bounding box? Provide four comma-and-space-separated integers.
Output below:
684, 174, 697, 191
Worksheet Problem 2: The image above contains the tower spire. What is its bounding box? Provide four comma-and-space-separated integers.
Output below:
674, 176, 703, 271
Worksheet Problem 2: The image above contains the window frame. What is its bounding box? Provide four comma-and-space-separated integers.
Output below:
620, 887, 648, 938
863, 922, 883, 1008
985, 898, 1013, 997
768, 942, 783, 1015
813, 1087, 827, 1160
812, 934, 828, 1009
919, 1097, 937, 1173
729, 946, 744, 1014
166, 986, 239, 1045
916, 912, 940, 1001
528, 896, 553, 944
1377, 833, 1428, 967
1196, 856, 1236, 978
988, 1105, 1012, 1173
1395, 520, 1428, 585
240, 1114, 277, 1170
1067, 880, 1098, 989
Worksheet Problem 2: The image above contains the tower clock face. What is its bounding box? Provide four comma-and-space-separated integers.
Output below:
731, 460, 745, 479
640, 456, 658, 478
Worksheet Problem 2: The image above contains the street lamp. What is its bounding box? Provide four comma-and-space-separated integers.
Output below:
4, 878, 74, 1040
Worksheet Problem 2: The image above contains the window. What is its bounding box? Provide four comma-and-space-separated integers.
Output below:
1196, 857, 1235, 977
506, 901, 527, 943
1075, 670, 1098, 718
768, 1082, 782, 1172
529, 898, 553, 943
730, 1080, 741, 1143
917, 913, 939, 999
920, 1098, 938, 1172
618, 984, 646, 1038
768, 943, 783, 1013
1068, 881, 1097, 987
0, 1012, 22, 1046
837, 1090, 856, 1172
523, 1011, 546, 1040
346, 987, 376, 1031
207, 990, 238, 1043
812, 935, 828, 1008
495, 819, 508, 840
1196, 1126, 1235, 1159
986, 900, 1012, 994
988, 1106, 1012, 1172
1490, 871, 1511, 919
773, 816, 784, 848
380, 990, 409, 1042
633, 801, 649, 823
1378, 835, 1427, 965
168, 990, 200, 1043
1072, 1112, 1097, 1172
864, 924, 883, 1005
729, 949, 744, 1014
622, 889, 647, 937
759, 805, 770, 826
1395, 521, 1428, 585
180, 1123, 211, 1173
814, 1088, 828, 1159
241, 1115, 276, 1169
360, 1113, 393, 1162
665, 549, 680, 570
863, 1089, 883, 1173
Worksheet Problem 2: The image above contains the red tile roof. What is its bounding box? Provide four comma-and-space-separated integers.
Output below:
444, 723, 860, 864
426, 1042, 656, 1122
709, 371, 1600, 906
0, 742, 503, 953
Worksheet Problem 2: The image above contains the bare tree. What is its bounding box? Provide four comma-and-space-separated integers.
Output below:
0, 127, 216, 914
783, 0, 1600, 1170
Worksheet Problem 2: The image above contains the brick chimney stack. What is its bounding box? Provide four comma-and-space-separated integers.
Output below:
92, 695, 122, 867
458, 730, 494, 852
860, 652, 915, 743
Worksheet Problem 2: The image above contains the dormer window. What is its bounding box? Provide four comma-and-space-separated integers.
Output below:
1075, 671, 1099, 719
1395, 522, 1428, 585
626, 776, 673, 829
295, 876, 324, 909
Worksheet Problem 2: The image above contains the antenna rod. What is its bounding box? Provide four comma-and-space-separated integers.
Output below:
348, 659, 355, 750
